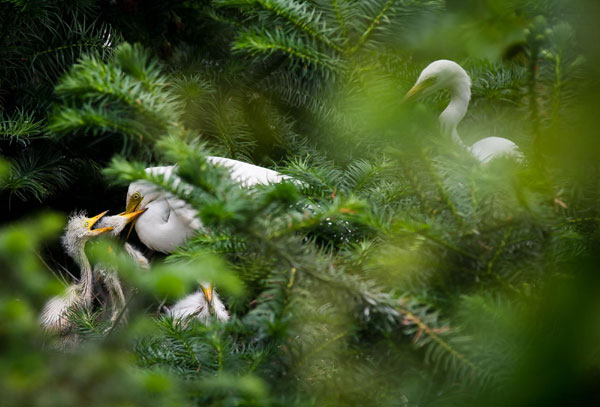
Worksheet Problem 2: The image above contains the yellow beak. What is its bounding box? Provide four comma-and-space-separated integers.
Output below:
118, 208, 147, 223
403, 79, 434, 102
88, 210, 113, 236
125, 198, 141, 215
123, 200, 144, 240
201, 284, 214, 305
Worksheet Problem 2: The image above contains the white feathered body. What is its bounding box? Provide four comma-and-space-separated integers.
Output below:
468, 137, 523, 164
39, 285, 81, 333
134, 197, 198, 253
133, 157, 289, 253
167, 290, 229, 323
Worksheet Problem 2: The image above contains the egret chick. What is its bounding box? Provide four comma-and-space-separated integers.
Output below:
40, 211, 113, 336
405, 60, 523, 164
165, 282, 229, 324
92, 210, 147, 323
95, 210, 149, 268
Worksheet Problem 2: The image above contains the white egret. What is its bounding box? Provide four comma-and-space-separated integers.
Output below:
405, 60, 523, 164
124, 156, 290, 253
122, 157, 289, 319
40, 211, 114, 335
165, 282, 230, 324
92, 210, 147, 323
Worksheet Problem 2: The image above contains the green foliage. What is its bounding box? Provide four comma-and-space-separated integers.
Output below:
0, 0, 125, 208
49, 43, 183, 156
2, 1, 600, 406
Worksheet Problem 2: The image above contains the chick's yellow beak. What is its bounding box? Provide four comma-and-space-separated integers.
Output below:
201, 284, 214, 305
88, 210, 113, 235
118, 208, 147, 223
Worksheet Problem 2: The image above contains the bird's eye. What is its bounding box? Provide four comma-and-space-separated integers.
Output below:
424, 76, 437, 85
84, 222, 89, 228
132, 193, 140, 200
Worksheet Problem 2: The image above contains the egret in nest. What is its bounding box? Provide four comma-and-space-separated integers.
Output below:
40, 210, 146, 337
92, 210, 148, 324
40, 211, 114, 337
123, 157, 289, 253
165, 282, 230, 324
405, 60, 523, 164
121, 157, 287, 322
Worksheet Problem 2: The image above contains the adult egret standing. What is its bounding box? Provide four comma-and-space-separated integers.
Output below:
405, 60, 523, 164
40, 211, 114, 335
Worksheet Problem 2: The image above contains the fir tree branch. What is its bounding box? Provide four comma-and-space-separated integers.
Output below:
349, 0, 396, 55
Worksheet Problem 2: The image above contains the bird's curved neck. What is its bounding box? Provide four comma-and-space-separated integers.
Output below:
439, 80, 471, 149
72, 246, 93, 306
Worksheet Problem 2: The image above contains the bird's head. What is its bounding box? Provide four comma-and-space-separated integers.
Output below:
61, 211, 113, 256
125, 181, 161, 214
404, 60, 471, 101
125, 166, 176, 213
94, 209, 147, 235
123, 181, 162, 239
123, 166, 177, 239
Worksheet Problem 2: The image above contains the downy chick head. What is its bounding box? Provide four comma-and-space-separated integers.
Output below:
61, 211, 113, 257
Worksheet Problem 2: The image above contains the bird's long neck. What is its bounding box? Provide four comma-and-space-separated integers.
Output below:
72, 245, 93, 307
439, 80, 471, 149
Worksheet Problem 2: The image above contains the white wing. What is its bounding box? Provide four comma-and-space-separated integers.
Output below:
207, 156, 290, 186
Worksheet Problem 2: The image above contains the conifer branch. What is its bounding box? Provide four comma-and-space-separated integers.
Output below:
349, 0, 396, 54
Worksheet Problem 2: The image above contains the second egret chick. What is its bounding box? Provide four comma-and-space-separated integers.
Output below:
92, 210, 147, 323
95, 209, 149, 268
166, 282, 229, 324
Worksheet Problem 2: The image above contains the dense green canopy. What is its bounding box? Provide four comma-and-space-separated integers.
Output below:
1, 1, 599, 406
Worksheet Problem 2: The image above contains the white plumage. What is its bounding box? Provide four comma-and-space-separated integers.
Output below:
93, 211, 148, 323
125, 156, 290, 253
40, 211, 114, 336
207, 156, 290, 186
405, 60, 523, 164
166, 283, 230, 324
39, 285, 82, 335
469, 136, 522, 164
